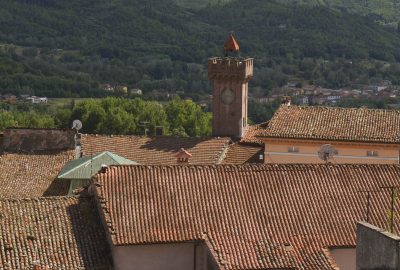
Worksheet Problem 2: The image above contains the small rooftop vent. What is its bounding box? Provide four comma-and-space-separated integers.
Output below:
281, 96, 291, 106
155, 126, 164, 136
175, 148, 192, 163
100, 164, 108, 173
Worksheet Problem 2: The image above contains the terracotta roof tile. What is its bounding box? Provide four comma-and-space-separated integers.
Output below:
0, 151, 75, 198
0, 197, 111, 269
222, 143, 264, 164
81, 135, 230, 165
258, 105, 400, 143
224, 32, 240, 52
241, 122, 268, 145
96, 164, 400, 269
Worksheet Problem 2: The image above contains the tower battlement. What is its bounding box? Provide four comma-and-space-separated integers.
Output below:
208, 57, 253, 81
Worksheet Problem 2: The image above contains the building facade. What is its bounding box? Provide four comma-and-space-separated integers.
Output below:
257, 104, 400, 164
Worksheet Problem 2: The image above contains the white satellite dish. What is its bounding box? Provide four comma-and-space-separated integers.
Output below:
72, 119, 83, 131
318, 144, 336, 163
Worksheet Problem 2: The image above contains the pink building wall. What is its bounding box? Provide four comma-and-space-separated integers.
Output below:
112, 242, 218, 270
330, 248, 356, 270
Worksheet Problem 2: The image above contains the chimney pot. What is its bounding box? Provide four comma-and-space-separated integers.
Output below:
281, 96, 291, 106
175, 148, 192, 163
100, 164, 108, 173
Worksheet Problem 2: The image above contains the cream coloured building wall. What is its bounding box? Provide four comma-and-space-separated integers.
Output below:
263, 140, 400, 164
112, 242, 218, 270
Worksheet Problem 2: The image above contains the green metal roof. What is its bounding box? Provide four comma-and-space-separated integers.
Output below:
58, 151, 137, 180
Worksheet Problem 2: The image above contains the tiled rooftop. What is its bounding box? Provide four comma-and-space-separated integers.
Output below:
258, 105, 400, 143
240, 122, 268, 145
221, 143, 264, 164
81, 135, 230, 165
96, 164, 400, 270
0, 197, 111, 270
0, 151, 75, 198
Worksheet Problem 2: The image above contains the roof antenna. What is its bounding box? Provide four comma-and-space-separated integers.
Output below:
90, 140, 93, 177
380, 185, 400, 233
357, 190, 373, 223
71, 119, 82, 131
90, 152, 93, 177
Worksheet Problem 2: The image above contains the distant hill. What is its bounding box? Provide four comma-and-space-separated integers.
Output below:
1, 0, 400, 98
174, 0, 230, 9
0, 0, 222, 97
176, 0, 400, 24
277, 0, 400, 24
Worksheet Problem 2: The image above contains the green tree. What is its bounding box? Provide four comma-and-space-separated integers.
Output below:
55, 108, 73, 129
165, 96, 211, 137
70, 100, 106, 133
98, 107, 136, 134
0, 111, 17, 130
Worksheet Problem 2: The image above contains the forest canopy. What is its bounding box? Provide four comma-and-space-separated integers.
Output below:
0, 97, 212, 137
1, 0, 400, 99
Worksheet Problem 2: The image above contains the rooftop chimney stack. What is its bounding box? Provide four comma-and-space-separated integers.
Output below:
100, 164, 108, 173
176, 148, 192, 163
281, 96, 291, 106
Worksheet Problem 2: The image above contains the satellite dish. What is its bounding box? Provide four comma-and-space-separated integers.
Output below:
72, 119, 83, 131
318, 144, 336, 163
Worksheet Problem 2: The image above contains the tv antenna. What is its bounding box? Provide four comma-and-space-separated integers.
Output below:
380, 185, 400, 233
318, 144, 336, 163
357, 190, 374, 223
72, 119, 83, 131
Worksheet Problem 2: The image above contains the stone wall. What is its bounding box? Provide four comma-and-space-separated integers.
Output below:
357, 222, 400, 270
3, 128, 76, 152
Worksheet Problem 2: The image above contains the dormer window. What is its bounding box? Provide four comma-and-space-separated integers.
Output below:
288, 147, 299, 153
367, 151, 378, 157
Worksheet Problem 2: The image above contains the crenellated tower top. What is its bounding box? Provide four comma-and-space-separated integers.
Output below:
208, 57, 253, 82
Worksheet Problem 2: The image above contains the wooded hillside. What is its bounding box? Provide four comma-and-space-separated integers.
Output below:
1, 0, 400, 98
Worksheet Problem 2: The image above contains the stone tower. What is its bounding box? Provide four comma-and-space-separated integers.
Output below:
208, 33, 253, 138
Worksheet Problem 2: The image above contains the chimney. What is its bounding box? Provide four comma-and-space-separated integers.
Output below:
175, 148, 192, 163
100, 164, 108, 173
155, 126, 164, 136
281, 96, 291, 106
